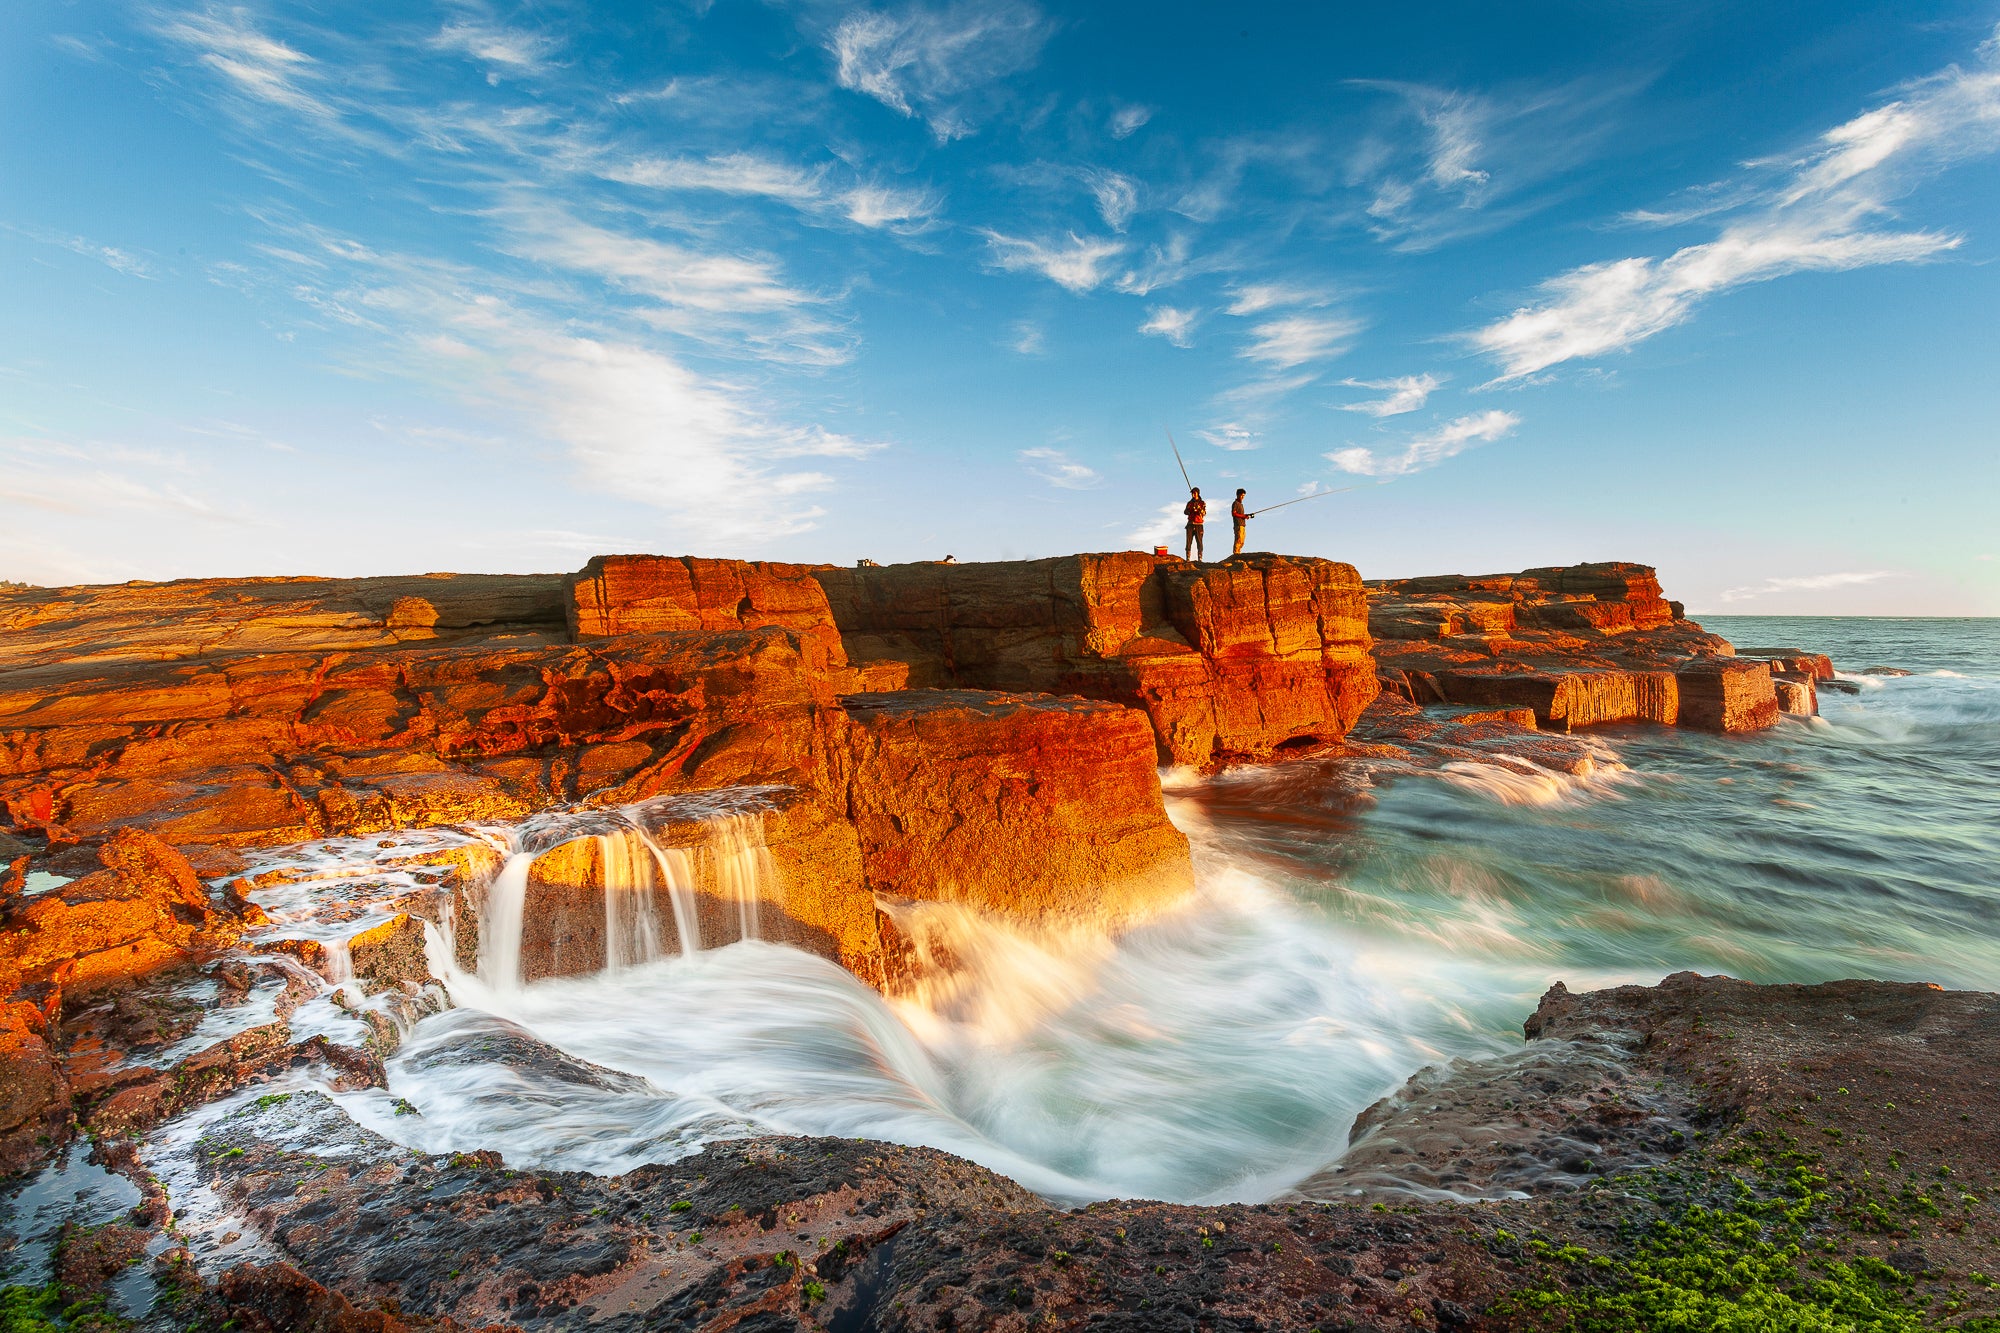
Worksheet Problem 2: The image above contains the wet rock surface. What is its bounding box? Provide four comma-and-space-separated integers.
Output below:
3, 973, 1988, 1331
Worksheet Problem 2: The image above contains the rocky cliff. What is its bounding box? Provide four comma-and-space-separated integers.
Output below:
813, 551, 1378, 765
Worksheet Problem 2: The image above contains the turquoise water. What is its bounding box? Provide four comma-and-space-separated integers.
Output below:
1206, 616, 2000, 1014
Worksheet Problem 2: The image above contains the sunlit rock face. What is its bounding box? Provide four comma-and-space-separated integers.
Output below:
1366, 561, 1787, 732
812, 551, 1378, 766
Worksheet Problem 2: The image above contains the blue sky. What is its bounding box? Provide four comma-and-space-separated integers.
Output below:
3, 1, 1998, 614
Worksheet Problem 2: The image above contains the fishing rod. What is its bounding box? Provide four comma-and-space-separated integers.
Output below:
1166, 428, 1192, 490
1247, 483, 1374, 517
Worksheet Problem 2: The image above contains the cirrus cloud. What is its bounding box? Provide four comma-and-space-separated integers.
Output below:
1468, 31, 2000, 381
1326, 409, 1519, 476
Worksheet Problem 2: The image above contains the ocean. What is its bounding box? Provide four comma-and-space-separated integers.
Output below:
170, 617, 2000, 1210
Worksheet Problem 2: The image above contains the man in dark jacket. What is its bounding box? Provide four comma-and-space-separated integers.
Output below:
1231, 489, 1249, 556
1183, 487, 1207, 562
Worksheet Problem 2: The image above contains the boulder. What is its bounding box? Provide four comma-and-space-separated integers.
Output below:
346, 913, 433, 995
1367, 563, 1793, 735
1732, 648, 1836, 681
1674, 658, 1780, 733
0, 997, 68, 1173
1772, 674, 1819, 716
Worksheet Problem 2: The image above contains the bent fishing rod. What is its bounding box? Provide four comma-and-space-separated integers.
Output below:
1247, 482, 1382, 517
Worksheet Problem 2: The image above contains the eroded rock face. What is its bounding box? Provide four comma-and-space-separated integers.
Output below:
0, 830, 239, 996
813, 551, 1377, 765
841, 690, 1195, 921
1368, 562, 1788, 732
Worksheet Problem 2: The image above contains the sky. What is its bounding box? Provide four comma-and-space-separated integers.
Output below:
3, 1, 1998, 614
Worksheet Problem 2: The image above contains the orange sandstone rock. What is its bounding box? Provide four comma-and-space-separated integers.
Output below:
841, 690, 1195, 922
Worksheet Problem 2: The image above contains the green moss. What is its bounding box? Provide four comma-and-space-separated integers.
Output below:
0, 1287, 62, 1333
1498, 1162, 1954, 1332
0, 1288, 133, 1333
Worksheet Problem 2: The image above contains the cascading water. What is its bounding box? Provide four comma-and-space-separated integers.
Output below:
461, 798, 786, 992
472, 851, 534, 992
707, 812, 779, 941
632, 827, 702, 955
599, 832, 666, 971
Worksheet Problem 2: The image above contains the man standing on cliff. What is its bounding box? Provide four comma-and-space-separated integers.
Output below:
1231, 489, 1249, 556
1183, 487, 1207, 562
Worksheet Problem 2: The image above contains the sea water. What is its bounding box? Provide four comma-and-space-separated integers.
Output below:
243, 618, 2000, 1206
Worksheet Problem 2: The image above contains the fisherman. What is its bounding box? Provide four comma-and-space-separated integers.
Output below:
1231, 488, 1249, 556
1183, 487, 1207, 562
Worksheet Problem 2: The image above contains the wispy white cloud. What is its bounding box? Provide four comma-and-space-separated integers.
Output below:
982, 230, 1124, 292
1020, 446, 1099, 488
1719, 570, 1898, 602
827, 0, 1050, 141
1081, 168, 1139, 230
1349, 84, 1493, 235
1241, 314, 1361, 368
1109, 104, 1152, 139
1126, 500, 1187, 549
607, 152, 824, 202
1339, 373, 1441, 417
841, 181, 942, 229
154, 6, 342, 125
603, 152, 941, 233
5, 224, 156, 279
1139, 305, 1196, 347
1224, 282, 1327, 316
1114, 234, 1207, 296
1197, 423, 1258, 451
491, 204, 851, 365
1469, 31, 2000, 381
430, 21, 557, 75
1326, 409, 1518, 476
1005, 319, 1046, 355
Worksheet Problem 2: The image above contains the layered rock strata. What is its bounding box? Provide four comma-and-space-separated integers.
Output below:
1368, 562, 1788, 732
812, 551, 1378, 765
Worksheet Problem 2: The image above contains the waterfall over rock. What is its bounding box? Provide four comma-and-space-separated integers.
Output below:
456, 794, 788, 991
